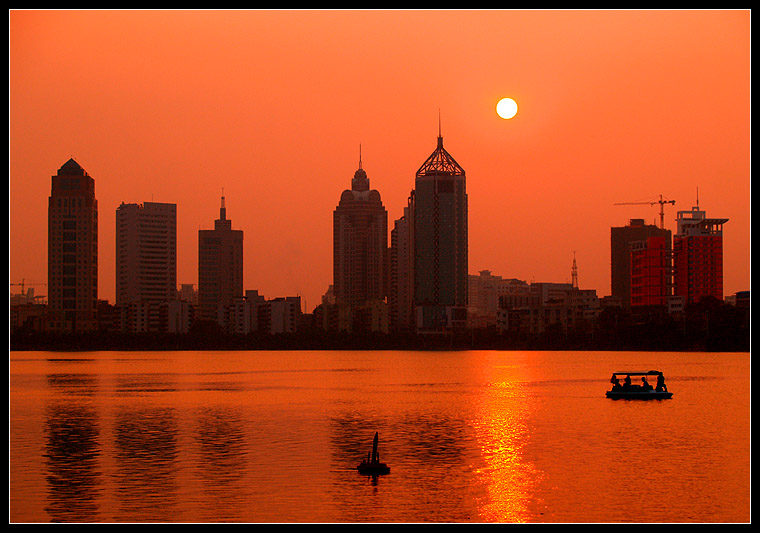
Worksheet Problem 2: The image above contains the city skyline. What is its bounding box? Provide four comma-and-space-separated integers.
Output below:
10, 10, 750, 312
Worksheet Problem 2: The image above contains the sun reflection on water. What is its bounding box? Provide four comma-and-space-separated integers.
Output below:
473, 375, 543, 523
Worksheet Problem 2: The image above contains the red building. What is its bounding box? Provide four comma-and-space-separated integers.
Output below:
630, 235, 671, 307
673, 205, 728, 305
610, 218, 671, 308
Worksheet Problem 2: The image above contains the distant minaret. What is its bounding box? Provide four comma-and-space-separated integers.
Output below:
571, 252, 579, 289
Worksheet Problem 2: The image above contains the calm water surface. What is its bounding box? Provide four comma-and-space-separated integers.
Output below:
9, 350, 750, 523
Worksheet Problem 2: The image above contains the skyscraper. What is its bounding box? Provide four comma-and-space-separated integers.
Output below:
198, 195, 244, 323
610, 218, 671, 307
390, 194, 414, 332
333, 149, 388, 331
673, 203, 728, 305
115, 201, 177, 306
413, 127, 468, 332
47, 158, 98, 332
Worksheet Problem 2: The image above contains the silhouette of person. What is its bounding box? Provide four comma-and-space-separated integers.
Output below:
610, 375, 622, 391
641, 377, 653, 391
623, 375, 632, 390
656, 374, 668, 392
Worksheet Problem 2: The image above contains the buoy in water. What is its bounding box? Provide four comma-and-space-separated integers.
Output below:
357, 431, 390, 475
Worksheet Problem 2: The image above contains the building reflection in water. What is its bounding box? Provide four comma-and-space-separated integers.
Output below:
43, 373, 102, 522
473, 371, 544, 523
193, 406, 250, 522
112, 374, 180, 521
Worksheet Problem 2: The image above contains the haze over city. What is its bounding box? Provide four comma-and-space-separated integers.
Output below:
9, 10, 750, 311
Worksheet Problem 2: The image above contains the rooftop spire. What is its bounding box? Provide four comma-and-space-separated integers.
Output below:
438, 109, 443, 148
416, 111, 465, 177
214, 188, 233, 230
352, 145, 369, 191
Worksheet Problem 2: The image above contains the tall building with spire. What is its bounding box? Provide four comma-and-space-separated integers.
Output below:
413, 122, 468, 332
333, 147, 388, 331
198, 194, 244, 323
47, 158, 98, 333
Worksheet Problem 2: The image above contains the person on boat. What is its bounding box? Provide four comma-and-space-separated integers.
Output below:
610, 375, 622, 391
623, 375, 632, 390
641, 377, 653, 391
656, 374, 668, 392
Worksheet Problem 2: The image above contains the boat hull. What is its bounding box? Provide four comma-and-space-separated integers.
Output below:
357, 462, 390, 475
606, 390, 672, 400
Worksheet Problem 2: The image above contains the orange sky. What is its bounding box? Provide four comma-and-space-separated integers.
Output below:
9, 10, 751, 311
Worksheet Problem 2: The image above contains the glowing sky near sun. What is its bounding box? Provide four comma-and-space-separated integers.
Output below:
9, 10, 750, 310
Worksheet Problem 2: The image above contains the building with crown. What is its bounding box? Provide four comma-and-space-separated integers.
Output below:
412, 127, 468, 333
332, 148, 388, 332
673, 203, 728, 305
47, 158, 98, 333
198, 195, 244, 324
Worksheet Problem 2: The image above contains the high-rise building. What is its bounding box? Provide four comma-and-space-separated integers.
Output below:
673, 204, 728, 305
198, 195, 244, 323
630, 235, 671, 307
389, 194, 414, 332
115, 202, 177, 306
47, 158, 98, 333
333, 150, 388, 330
610, 218, 671, 307
413, 128, 468, 332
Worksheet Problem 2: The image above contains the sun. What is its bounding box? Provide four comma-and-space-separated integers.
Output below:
496, 97, 518, 119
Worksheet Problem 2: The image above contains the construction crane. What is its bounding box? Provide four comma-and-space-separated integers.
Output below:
614, 194, 676, 230
10, 279, 47, 295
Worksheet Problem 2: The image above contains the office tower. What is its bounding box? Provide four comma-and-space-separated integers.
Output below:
47, 158, 98, 332
198, 195, 244, 323
673, 203, 728, 305
413, 127, 468, 332
115, 202, 177, 306
333, 150, 388, 330
630, 235, 671, 307
610, 219, 671, 307
389, 195, 414, 332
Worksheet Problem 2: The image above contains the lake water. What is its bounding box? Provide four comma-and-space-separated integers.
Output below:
9, 350, 750, 523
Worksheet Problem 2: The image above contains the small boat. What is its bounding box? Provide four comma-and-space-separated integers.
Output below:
606, 370, 673, 400
357, 432, 390, 475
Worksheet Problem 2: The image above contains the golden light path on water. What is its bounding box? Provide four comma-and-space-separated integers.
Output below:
472, 362, 544, 523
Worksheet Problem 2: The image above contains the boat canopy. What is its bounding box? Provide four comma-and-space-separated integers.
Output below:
611, 370, 663, 376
